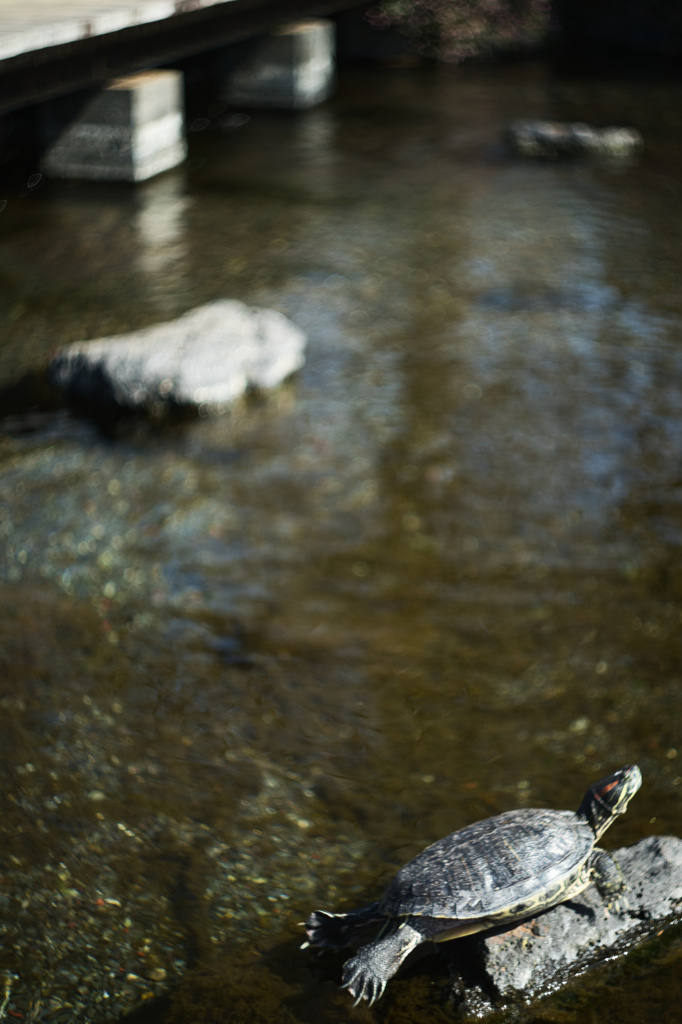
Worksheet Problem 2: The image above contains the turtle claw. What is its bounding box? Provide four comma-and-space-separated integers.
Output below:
367, 980, 386, 1006
342, 956, 387, 1007
348, 979, 380, 1008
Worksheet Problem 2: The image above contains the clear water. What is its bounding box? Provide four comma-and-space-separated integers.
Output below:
0, 59, 681, 1023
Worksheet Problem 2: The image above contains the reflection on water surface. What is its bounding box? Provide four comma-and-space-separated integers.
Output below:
1, 60, 681, 1023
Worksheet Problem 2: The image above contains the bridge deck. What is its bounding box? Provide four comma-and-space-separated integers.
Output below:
0, 0, 345, 113
0, 0, 238, 63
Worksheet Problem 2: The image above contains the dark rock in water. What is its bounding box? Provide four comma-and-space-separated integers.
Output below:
50, 299, 307, 413
460, 835, 682, 1017
508, 119, 642, 158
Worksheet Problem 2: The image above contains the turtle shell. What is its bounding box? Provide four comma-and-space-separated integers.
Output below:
380, 808, 595, 921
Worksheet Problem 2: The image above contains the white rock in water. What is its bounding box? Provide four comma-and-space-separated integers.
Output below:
508, 119, 642, 158
50, 299, 307, 412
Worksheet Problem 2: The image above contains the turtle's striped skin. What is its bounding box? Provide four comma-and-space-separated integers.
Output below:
303, 765, 642, 1005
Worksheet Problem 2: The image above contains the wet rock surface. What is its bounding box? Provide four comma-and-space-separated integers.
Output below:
508, 120, 643, 158
460, 836, 682, 1016
49, 300, 306, 413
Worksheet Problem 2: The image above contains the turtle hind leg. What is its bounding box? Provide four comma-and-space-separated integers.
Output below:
303, 902, 383, 950
341, 920, 425, 1005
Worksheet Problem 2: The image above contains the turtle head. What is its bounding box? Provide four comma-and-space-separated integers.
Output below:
578, 765, 642, 839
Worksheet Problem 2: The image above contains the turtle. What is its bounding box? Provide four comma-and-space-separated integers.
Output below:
302, 764, 642, 1005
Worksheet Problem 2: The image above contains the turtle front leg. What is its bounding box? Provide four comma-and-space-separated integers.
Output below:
590, 848, 628, 913
302, 902, 383, 950
341, 919, 425, 1006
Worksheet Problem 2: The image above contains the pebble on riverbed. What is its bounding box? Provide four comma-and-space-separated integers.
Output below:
49, 299, 307, 415
0, 818, 188, 1023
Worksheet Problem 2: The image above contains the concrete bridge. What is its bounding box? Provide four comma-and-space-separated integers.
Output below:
0, 0, 377, 181
0, 0, 362, 115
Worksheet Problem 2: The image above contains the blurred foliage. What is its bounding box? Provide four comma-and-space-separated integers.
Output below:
368, 0, 552, 62
369, 0, 682, 62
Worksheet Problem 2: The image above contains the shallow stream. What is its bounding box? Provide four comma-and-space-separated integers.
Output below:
1, 58, 681, 1023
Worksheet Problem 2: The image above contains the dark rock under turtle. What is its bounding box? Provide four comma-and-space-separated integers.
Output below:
303, 765, 642, 1005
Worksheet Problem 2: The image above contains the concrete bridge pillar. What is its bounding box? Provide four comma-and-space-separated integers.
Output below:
222, 20, 335, 110
42, 70, 186, 182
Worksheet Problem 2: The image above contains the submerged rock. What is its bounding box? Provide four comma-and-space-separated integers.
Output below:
460, 835, 682, 1016
509, 120, 642, 158
50, 299, 307, 413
